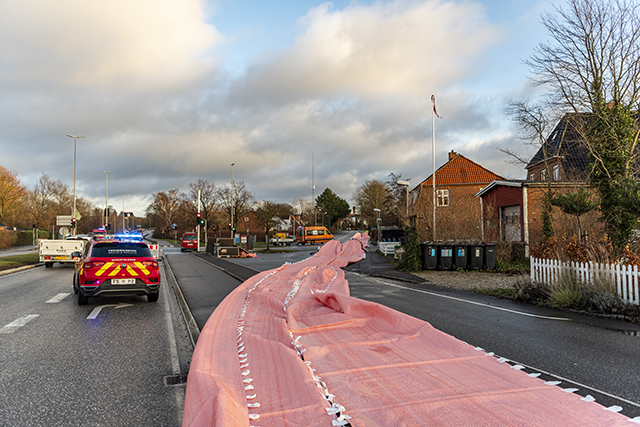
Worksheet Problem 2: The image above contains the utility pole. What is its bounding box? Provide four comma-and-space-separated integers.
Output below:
103, 171, 111, 231
66, 134, 84, 235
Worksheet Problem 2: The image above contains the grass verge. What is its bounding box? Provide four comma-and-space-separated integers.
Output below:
0, 253, 40, 272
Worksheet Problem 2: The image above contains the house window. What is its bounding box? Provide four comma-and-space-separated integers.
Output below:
437, 189, 449, 206
541, 169, 547, 181
529, 173, 535, 181
552, 165, 560, 181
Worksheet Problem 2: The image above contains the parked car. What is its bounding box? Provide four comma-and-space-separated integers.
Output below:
73, 239, 160, 305
181, 232, 198, 252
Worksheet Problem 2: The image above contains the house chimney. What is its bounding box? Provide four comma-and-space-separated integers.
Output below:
449, 150, 456, 161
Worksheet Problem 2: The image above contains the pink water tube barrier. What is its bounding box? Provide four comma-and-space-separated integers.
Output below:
183, 233, 633, 426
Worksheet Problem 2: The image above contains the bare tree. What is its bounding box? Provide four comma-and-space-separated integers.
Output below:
216, 181, 254, 232
145, 189, 182, 235
352, 180, 394, 228
187, 179, 217, 224
523, 0, 640, 249
254, 200, 281, 249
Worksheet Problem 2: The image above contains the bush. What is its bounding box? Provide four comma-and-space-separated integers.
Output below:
0, 230, 17, 249
512, 277, 550, 302
398, 227, 422, 272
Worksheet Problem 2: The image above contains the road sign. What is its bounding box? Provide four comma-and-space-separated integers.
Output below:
56, 215, 72, 226
59, 227, 69, 237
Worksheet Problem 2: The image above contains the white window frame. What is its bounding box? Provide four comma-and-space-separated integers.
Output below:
529, 173, 535, 181
541, 169, 547, 181
437, 189, 449, 207
552, 165, 560, 181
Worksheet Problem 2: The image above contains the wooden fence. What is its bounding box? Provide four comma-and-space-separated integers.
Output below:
530, 257, 640, 306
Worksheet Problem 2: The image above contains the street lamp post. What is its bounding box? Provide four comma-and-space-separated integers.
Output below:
102, 171, 111, 231
66, 134, 84, 235
373, 208, 381, 242
397, 180, 411, 222
230, 163, 235, 238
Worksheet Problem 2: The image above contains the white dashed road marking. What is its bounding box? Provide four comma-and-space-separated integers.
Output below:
46, 293, 71, 303
0, 314, 40, 334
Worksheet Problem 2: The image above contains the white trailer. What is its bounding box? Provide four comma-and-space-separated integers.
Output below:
39, 240, 86, 268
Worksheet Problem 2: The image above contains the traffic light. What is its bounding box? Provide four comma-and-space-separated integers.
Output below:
70, 218, 76, 229
196, 212, 202, 226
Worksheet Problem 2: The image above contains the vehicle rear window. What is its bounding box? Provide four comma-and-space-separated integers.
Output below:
182, 234, 197, 241
90, 243, 152, 258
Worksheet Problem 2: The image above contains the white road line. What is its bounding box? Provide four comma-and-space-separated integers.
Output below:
163, 277, 181, 375
86, 303, 133, 320
366, 276, 570, 321
0, 314, 39, 334
496, 355, 640, 410
46, 293, 70, 303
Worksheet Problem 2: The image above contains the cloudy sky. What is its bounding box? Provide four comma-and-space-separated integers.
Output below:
0, 0, 554, 216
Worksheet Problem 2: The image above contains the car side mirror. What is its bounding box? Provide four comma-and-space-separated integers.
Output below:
71, 251, 81, 258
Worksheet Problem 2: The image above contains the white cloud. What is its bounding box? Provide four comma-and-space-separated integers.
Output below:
228, 0, 502, 104
0, 0, 221, 91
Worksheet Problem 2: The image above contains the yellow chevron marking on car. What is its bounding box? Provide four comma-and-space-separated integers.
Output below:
127, 265, 140, 276
95, 262, 114, 277
134, 262, 150, 275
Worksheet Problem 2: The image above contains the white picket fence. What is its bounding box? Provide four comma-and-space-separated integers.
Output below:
530, 257, 640, 306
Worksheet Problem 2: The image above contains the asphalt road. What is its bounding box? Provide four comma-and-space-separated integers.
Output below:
166, 233, 640, 420
0, 261, 193, 426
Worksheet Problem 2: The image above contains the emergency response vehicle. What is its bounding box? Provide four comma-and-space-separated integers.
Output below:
72, 239, 160, 305
295, 226, 334, 245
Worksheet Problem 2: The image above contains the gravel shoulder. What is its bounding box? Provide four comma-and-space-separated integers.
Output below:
411, 270, 527, 291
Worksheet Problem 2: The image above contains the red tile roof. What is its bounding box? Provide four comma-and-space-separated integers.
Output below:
419, 153, 503, 186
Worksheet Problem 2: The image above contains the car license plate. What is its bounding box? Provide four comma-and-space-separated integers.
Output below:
111, 278, 136, 285
54, 256, 69, 260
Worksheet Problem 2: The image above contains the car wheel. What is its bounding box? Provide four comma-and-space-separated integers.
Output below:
147, 291, 159, 303
73, 275, 79, 294
45, 262, 52, 268
78, 292, 89, 306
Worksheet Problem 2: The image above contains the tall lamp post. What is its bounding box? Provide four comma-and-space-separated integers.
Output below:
66, 134, 84, 235
102, 171, 111, 230
397, 180, 411, 223
230, 163, 235, 238
373, 208, 381, 242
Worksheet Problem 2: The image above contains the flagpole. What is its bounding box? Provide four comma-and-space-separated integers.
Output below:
431, 95, 436, 242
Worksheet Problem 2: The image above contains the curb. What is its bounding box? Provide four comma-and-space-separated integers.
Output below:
0, 263, 43, 277
162, 255, 200, 347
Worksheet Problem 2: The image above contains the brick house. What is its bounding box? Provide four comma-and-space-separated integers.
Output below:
409, 151, 504, 242
476, 114, 603, 254
525, 113, 590, 182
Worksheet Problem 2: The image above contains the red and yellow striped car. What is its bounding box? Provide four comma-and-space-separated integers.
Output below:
73, 239, 160, 305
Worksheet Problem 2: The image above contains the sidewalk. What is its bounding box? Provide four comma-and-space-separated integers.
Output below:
343, 248, 426, 284
0, 245, 38, 257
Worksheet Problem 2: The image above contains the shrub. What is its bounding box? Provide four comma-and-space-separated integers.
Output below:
0, 230, 17, 249
512, 277, 550, 302
398, 227, 422, 272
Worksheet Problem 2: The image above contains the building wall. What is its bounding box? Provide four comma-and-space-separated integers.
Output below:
413, 183, 485, 242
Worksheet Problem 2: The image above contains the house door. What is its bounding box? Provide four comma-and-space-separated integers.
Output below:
502, 205, 521, 242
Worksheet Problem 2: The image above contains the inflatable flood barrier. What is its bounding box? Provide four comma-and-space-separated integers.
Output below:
183, 233, 631, 426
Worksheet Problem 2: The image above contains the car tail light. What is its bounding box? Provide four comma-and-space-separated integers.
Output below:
84, 261, 105, 269
142, 260, 158, 268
